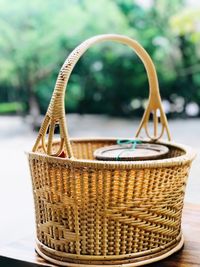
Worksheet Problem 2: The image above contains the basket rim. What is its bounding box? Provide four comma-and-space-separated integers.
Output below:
35, 235, 184, 266
27, 137, 196, 169
35, 232, 182, 261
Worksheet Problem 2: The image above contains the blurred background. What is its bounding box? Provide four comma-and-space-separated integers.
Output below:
0, 0, 200, 247
1, 0, 200, 121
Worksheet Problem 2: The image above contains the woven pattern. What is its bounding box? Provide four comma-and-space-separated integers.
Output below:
52, 140, 185, 160
28, 34, 195, 265
32, 34, 171, 157
29, 139, 192, 264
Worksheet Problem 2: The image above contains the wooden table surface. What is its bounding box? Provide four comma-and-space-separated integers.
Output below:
0, 203, 200, 267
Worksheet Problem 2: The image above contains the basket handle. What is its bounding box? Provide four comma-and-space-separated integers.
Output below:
32, 34, 171, 157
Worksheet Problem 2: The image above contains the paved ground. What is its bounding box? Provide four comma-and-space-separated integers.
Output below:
0, 115, 199, 246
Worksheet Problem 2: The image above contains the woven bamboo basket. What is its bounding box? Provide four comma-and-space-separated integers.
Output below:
28, 34, 195, 266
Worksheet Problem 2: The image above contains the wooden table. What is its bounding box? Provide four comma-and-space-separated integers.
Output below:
0, 203, 200, 267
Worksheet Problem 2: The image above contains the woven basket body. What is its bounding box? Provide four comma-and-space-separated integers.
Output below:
28, 35, 195, 266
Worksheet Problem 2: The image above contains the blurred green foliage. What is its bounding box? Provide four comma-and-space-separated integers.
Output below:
0, 0, 200, 118
0, 102, 24, 114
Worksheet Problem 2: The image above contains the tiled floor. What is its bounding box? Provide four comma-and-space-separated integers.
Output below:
0, 115, 199, 246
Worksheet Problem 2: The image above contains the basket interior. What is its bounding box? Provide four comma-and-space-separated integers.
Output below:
38, 139, 186, 161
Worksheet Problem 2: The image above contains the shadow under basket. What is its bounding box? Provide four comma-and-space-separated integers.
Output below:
28, 138, 195, 266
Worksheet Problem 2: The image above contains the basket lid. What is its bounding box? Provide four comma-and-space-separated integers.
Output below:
94, 140, 169, 161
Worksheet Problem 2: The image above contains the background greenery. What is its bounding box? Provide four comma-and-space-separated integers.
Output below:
0, 0, 200, 121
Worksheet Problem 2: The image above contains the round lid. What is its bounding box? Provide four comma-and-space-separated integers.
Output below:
94, 140, 169, 161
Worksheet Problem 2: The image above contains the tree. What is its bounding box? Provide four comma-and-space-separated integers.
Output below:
0, 0, 199, 119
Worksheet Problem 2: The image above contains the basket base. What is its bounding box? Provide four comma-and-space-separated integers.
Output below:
35, 235, 184, 267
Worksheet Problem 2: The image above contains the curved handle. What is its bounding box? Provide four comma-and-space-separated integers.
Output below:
32, 34, 171, 157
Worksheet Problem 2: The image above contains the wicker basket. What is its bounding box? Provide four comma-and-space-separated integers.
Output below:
28, 34, 195, 266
